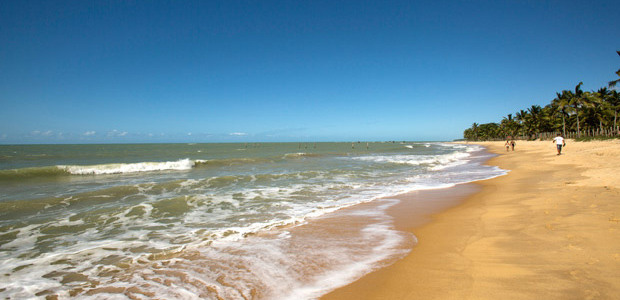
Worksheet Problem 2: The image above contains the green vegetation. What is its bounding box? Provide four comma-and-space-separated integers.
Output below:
574, 136, 620, 142
464, 51, 620, 141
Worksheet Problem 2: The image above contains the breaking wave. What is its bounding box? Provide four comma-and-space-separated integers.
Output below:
58, 159, 196, 175
0, 158, 277, 180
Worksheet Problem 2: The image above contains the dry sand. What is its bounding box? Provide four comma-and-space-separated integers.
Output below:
322, 139, 620, 300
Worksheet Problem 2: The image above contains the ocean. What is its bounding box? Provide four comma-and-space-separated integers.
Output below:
0, 142, 505, 299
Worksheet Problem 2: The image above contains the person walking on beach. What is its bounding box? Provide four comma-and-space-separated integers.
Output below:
505, 140, 511, 152
510, 140, 516, 151
552, 134, 566, 155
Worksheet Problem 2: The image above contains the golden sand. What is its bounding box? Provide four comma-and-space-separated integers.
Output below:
323, 140, 620, 299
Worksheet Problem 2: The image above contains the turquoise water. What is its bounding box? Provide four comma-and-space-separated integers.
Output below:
0, 142, 504, 299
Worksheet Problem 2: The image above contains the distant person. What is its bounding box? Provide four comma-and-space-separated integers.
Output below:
505, 140, 510, 152
510, 140, 516, 151
552, 134, 566, 155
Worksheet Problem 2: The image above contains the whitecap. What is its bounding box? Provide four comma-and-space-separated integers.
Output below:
58, 159, 195, 175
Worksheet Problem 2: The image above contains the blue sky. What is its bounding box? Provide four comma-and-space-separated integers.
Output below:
1, 0, 619, 144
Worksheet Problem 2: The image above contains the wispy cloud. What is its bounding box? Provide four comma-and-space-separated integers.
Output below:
229, 132, 247, 136
83, 131, 96, 136
107, 130, 128, 137
30, 130, 56, 137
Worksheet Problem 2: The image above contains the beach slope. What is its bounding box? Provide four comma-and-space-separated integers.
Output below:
323, 140, 620, 299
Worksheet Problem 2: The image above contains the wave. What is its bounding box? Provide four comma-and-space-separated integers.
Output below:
282, 152, 325, 159
58, 159, 196, 175
0, 157, 277, 180
0, 159, 198, 180
352, 151, 471, 169
0, 166, 71, 180
194, 157, 273, 167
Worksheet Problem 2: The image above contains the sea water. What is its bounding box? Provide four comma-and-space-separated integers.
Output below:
0, 142, 505, 299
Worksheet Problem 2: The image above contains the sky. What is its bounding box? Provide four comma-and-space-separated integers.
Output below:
1, 0, 619, 144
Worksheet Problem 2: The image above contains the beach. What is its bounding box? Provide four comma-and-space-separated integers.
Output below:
2, 140, 618, 298
323, 140, 620, 299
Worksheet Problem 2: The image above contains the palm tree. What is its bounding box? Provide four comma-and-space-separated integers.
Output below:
607, 90, 620, 134
465, 50, 620, 139
500, 114, 519, 138
551, 91, 571, 136
594, 88, 612, 132
463, 128, 473, 140
515, 109, 528, 137
540, 105, 555, 133
477, 123, 501, 140
471, 122, 479, 140
609, 50, 620, 88
568, 82, 586, 137
527, 105, 543, 138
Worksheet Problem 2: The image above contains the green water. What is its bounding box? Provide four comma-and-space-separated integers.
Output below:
0, 142, 504, 299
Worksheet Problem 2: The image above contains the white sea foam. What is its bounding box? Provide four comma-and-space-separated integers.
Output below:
276, 199, 412, 300
0, 224, 40, 250
58, 159, 196, 175
352, 151, 471, 170
61, 198, 413, 300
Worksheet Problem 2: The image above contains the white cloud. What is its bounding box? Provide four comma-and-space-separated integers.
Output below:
107, 130, 128, 137
187, 132, 192, 136
30, 130, 55, 136
83, 131, 96, 136
229, 132, 248, 136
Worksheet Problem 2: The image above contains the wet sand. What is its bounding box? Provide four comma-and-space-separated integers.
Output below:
322, 140, 620, 299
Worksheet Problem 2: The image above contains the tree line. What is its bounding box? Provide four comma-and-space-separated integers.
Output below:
464, 51, 620, 141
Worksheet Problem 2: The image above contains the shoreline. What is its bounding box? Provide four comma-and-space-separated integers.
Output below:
322, 140, 620, 299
